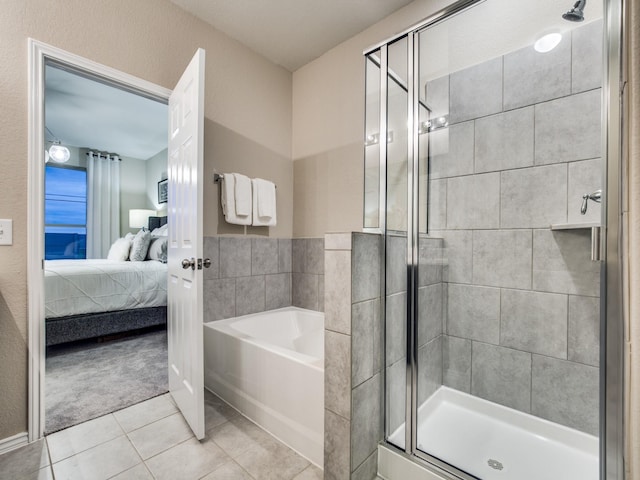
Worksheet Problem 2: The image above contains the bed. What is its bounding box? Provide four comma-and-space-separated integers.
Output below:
45, 216, 168, 346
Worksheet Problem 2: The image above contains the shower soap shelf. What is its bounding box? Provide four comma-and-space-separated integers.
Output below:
550, 222, 602, 261
550, 222, 600, 230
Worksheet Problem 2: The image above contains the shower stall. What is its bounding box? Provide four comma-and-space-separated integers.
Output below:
363, 0, 624, 479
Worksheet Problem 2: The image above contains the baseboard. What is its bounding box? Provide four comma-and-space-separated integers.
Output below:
0, 432, 29, 456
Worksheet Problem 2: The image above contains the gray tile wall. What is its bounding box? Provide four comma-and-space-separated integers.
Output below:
292, 238, 325, 311
203, 236, 324, 322
426, 21, 603, 436
324, 233, 384, 480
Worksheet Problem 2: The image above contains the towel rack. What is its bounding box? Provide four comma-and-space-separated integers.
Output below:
213, 173, 276, 189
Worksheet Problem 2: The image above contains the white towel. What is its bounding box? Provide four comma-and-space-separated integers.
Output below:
221, 173, 251, 225
252, 178, 277, 227
233, 173, 252, 216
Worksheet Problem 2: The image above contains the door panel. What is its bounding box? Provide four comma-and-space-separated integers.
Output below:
167, 48, 205, 440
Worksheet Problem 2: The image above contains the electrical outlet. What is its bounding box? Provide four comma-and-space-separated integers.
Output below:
0, 219, 13, 245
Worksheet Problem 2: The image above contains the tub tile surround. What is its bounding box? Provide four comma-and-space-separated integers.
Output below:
324, 233, 384, 480
203, 236, 324, 321
422, 20, 603, 436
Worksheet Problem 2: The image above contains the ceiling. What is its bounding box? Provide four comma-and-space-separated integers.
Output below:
169, 0, 416, 71
45, 65, 168, 160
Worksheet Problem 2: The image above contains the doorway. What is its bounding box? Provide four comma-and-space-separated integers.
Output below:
28, 39, 173, 441
43, 60, 170, 433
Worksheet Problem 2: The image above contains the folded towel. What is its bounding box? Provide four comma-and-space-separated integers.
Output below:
233, 173, 252, 216
252, 178, 277, 227
221, 173, 251, 225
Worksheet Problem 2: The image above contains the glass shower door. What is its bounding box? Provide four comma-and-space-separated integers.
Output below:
412, 2, 603, 479
384, 36, 410, 451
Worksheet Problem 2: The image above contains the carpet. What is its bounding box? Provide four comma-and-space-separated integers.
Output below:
45, 328, 168, 434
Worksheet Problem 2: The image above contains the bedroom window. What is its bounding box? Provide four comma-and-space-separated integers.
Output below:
45, 165, 87, 259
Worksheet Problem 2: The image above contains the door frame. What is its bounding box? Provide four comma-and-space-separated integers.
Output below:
27, 39, 172, 441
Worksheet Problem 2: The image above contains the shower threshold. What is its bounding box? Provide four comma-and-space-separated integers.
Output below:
388, 387, 598, 480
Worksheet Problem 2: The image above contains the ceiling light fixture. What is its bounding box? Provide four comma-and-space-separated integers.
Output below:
45, 126, 71, 163
534, 33, 563, 53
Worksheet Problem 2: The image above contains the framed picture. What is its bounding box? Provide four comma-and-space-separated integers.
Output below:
158, 178, 168, 204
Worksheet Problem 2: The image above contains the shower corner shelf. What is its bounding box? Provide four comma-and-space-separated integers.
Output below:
550, 222, 602, 261
550, 222, 600, 230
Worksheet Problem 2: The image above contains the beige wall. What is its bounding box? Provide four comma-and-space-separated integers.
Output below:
145, 149, 168, 214
0, 0, 292, 440
120, 156, 148, 236
291, 0, 450, 237
626, 0, 640, 477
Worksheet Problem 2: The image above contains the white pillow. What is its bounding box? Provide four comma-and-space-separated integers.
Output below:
130, 229, 152, 262
107, 237, 132, 261
151, 224, 168, 237
146, 237, 168, 262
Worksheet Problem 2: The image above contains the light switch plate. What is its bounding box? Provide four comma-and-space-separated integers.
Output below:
0, 219, 13, 245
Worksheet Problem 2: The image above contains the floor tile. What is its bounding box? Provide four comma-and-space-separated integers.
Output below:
109, 463, 154, 479
47, 414, 124, 463
145, 437, 230, 480
205, 390, 239, 431
51, 436, 140, 480
114, 394, 177, 433
234, 438, 310, 480
38, 466, 54, 480
0, 439, 49, 478
293, 465, 324, 479
209, 415, 275, 459
128, 412, 193, 459
200, 461, 253, 479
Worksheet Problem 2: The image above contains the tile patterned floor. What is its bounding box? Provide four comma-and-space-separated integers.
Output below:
0, 391, 323, 480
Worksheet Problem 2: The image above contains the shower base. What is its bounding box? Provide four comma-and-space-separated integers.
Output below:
388, 387, 598, 480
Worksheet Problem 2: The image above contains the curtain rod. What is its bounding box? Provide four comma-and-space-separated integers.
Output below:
86, 151, 121, 160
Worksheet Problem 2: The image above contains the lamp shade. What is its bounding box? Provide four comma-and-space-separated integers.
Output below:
129, 209, 156, 229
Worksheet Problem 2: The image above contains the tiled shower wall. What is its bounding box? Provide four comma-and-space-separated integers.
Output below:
203, 236, 324, 321
423, 20, 603, 435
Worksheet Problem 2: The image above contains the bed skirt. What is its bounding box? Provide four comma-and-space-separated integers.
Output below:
46, 306, 167, 346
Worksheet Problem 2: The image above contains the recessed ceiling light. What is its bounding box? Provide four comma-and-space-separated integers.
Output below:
534, 33, 563, 53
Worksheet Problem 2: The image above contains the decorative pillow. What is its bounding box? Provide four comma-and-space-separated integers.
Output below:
107, 237, 132, 261
151, 224, 168, 237
146, 237, 168, 263
130, 229, 152, 262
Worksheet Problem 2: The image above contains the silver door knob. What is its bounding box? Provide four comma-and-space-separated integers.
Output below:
203, 258, 212, 268
182, 258, 196, 270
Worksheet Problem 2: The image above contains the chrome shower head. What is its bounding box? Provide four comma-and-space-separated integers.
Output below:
563, 0, 586, 22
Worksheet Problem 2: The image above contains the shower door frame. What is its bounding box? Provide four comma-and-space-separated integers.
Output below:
363, 0, 626, 478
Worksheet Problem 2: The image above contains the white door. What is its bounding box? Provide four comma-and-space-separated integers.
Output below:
167, 48, 206, 439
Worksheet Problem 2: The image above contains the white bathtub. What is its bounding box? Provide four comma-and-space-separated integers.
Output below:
204, 307, 324, 467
